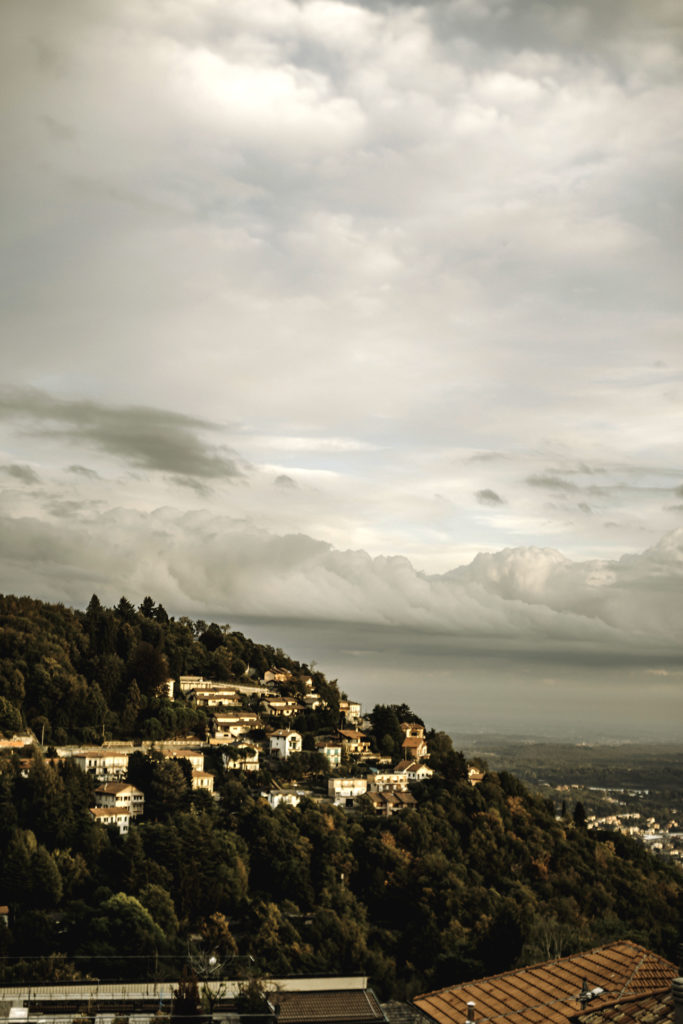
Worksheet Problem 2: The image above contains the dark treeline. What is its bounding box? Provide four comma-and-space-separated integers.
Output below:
0, 592, 337, 744
0, 595, 681, 997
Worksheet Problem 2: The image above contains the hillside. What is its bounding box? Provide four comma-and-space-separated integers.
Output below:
0, 594, 681, 998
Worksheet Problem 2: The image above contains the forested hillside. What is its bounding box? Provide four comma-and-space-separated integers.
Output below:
0, 594, 681, 997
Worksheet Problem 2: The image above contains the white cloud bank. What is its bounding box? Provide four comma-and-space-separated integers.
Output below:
2, 496, 683, 660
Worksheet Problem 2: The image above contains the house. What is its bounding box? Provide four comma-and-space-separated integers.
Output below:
328, 777, 367, 807
222, 746, 260, 772
261, 788, 305, 809
212, 711, 260, 738
366, 790, 417, 816
94, 782, 144, 817
339, 699, 362, 723
412, 940, 678, 1024
303, 693, 325, 710
71, 749, 129, 781
366, 771, 409, 793
467, 766, 485, 786
315, 739, 343, 768
179, 675, 206, 693
400, 735, 428, 761
264, 669, 292, 684
395, 760, 434, 783
262, 697, 303, 718
191, 769, 215, 793
164, 748, 205, 773
0, 906, 9, 927
338, 729, 371, 757
89, 806, 131, 835
190, 687, 240, 709
399, 723, 428, 761
270, 730, 302, 759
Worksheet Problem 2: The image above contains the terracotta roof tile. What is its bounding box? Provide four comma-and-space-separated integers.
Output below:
574, 987, 673, 1024
413, 942, 677, 1024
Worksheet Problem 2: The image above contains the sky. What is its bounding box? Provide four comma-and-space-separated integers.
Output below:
2, 0, 683, 739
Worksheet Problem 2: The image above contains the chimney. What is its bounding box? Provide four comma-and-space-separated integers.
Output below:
465, 1002, 476, 1023
673, 977, 683, 1024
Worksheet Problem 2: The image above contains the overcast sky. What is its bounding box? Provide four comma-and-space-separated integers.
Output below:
2, 0, 683, 737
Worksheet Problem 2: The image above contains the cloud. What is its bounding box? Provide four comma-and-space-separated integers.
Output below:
0, 388, 247, 480
1, 494, 683, 661
67, 464, 100, 479
527, 474, 578, 492
476, 488, 504, 505
3, 463, 40, 485
275, 474, 298, 489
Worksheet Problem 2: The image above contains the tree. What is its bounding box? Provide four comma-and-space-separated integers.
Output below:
573, 801, 587, 829
0, 696, 22, 736
172, 967, 200, 1024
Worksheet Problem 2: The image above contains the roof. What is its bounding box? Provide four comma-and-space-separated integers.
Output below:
574, 987, 674, 1024
90, 807, 130, 819
381, 1003, 432, 1024
413, 942, 677, 1024
273, 989, 386, 1024
73, 749, 129, 758
95, 782, 141, 795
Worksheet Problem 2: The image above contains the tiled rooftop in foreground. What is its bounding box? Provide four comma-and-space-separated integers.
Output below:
413, 941, 678, 1024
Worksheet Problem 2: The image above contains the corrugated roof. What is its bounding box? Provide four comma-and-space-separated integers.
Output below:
273, 989, 386, 1024
413, 942, 677, 1024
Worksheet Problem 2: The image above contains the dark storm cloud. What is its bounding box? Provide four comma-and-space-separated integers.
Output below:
3, 463, 40, 485
476, 488, 504, 506
0, 388, 247, 480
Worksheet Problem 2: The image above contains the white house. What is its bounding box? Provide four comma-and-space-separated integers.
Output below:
164, 748, 205, 772
90, 806, 131, 835
394, 759, 434, 783
71, 749, 129, 781
94, 782, 144, 817
191, 769, 215, 793
339, 699, 362, 723
328, 777, 367, 806
222, 747, 260, 772
269, 730, 302, 759
261, 697, 302, 717
179, 675, 206, 693
366, 771, 409, 793
213, 711, 260, 738
261, 789, 304, 809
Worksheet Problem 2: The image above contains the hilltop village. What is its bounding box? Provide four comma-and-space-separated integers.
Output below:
1, 667, 480, 833
0, 594, 681, 1000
